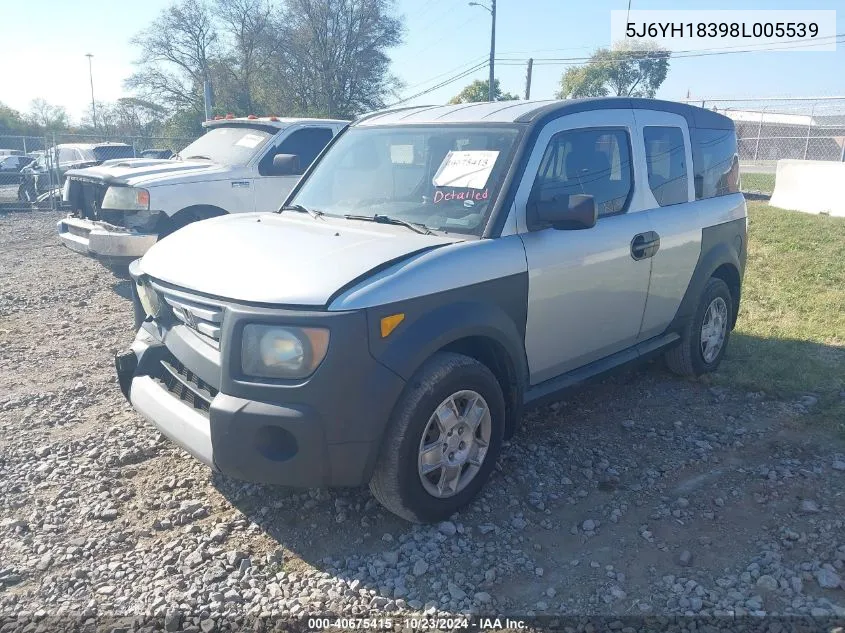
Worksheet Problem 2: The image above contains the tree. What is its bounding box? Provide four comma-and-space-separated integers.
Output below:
27, 99, 69, 132
214, 0, 278, 114
79, 98, 168, 138
267, 0, 404, 118
126, 0, 404, 121
125, 0, 220, 114
0, 103, 29, 135
556, 40, 670, 99
449, 79, 518, 104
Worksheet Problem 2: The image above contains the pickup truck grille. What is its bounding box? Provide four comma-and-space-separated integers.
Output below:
153, 356, 218, 414
151, 282, 224, 346
67, 177, 109, 221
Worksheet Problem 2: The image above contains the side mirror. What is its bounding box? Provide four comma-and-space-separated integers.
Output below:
530, 193, 597, 230
270, 153, 301, 176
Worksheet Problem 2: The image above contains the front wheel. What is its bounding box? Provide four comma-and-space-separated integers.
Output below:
369, 352, 505, 523
665, 277, 734, 376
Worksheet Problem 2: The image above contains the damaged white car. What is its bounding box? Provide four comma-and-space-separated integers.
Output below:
57, 116, 347, 266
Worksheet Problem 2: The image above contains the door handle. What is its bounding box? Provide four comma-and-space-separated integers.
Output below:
631, 231, 661, 260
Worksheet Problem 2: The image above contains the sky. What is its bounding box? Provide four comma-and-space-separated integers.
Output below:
0, 0, 843, 123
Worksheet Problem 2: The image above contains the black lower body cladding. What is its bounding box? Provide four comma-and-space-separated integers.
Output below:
120, 301, 407, 488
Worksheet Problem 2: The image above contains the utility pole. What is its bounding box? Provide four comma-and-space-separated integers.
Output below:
524, 58, 533, 100
85, 53, 96, 129
469, 0, 496, 101
489, 0, 496, 102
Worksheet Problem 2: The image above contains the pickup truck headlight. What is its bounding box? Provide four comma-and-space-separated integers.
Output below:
241, 325, 330, 379
102, 186, 150, 211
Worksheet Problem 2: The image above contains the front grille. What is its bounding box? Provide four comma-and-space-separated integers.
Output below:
151, 282, 224, 346
68, 178, 108, 220
153, 356, 219, 414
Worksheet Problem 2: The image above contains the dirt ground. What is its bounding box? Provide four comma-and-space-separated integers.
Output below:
1, 210, 844, 629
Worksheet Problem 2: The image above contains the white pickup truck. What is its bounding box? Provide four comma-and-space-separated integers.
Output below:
57, 116, 347, 264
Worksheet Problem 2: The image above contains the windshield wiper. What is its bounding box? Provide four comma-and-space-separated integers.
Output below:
280, 203, 324, 219
184, 155, 212, 160
343, 214, 434, 235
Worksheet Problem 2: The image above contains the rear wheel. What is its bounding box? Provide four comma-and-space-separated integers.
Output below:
369, 352, 505, 523
665, 277, 733, 376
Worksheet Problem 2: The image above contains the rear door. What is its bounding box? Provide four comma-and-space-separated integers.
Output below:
252, 126, 337, 212
632, 110, 701, 339
516, 109, 655, 385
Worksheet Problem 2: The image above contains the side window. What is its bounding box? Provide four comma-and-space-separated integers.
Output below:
532, 127, 633, 218
644, 126, 689, 206
692, 128, 739, 199
58, 148, 75, 164
262, 127, 334, 175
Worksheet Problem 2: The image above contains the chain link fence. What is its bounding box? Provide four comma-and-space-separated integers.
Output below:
0, 133, 197, 213
686, 97, 845, 196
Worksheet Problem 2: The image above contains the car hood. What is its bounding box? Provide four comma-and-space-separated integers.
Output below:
65, 158, 228, 187
139, 213, 461, 306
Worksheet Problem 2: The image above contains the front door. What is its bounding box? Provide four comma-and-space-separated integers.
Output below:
516, 110, 654, 385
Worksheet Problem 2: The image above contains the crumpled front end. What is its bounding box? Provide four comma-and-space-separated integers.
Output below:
58, 176, 162, 262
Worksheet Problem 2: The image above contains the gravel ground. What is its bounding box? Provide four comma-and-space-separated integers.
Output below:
1, 211, 844, 629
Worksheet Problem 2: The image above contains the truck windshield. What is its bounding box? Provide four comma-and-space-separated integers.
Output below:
92, 146, 135, 162
288, 125, 522, 235
177, 125, 274, 166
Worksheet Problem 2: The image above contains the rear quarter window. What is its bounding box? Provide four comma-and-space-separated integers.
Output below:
692, 128, 739, 199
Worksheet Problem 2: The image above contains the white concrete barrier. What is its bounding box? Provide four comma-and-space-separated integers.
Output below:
769, 159, 845, 217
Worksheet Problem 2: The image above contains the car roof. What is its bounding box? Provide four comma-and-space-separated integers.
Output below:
355, 98, 734, 129
56, 142, 132, 149
203, 116, 348, 130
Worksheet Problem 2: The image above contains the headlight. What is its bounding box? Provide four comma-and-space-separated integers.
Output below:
102, 186, 150, 211
241, 325, 330, 379
135, 278, 163, 319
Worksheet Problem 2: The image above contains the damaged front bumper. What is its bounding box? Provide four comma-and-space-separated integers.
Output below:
57, 214, 160, 263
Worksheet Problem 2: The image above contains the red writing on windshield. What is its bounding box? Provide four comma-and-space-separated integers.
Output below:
433, 188, 489, 203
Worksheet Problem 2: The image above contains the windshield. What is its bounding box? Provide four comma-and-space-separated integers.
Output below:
289, 125, 522, 235
93, 146, 135, 162
177, 125, 274, 165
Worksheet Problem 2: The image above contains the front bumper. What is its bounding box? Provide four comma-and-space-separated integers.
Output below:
57, 216, 158, 262
117, 307, 406, 488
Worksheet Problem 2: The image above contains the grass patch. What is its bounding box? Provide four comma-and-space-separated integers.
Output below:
715, 202, 845, 429
740, 172, 776, 195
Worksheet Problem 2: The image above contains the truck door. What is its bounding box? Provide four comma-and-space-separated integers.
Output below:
252, 126, 336, 213
516, 109, 655, 385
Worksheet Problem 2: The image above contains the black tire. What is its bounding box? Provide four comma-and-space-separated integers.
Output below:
369, 352, 506, 523
665, 277, 734, 377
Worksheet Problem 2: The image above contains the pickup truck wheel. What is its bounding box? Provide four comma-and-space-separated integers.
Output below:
665, 277, 733, 377
369, 352, 505, 523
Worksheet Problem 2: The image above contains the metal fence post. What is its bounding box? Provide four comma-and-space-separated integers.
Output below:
753, 106, 765, 161
22, 136, 27, 154
803, 102, 816, 161
50, 132, 56, 211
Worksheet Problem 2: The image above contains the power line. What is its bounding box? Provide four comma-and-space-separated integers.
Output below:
401, 55, 489, 93
408, 14, 481, 58
495, 33, 845, 65
390, 61, 489, 106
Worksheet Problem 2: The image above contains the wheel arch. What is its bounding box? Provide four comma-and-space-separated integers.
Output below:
438, 335, 523, 439
669, 218, 746, 335
159, 204, 228, 236
368, 298, 528, 439
711, 262, 742, 327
